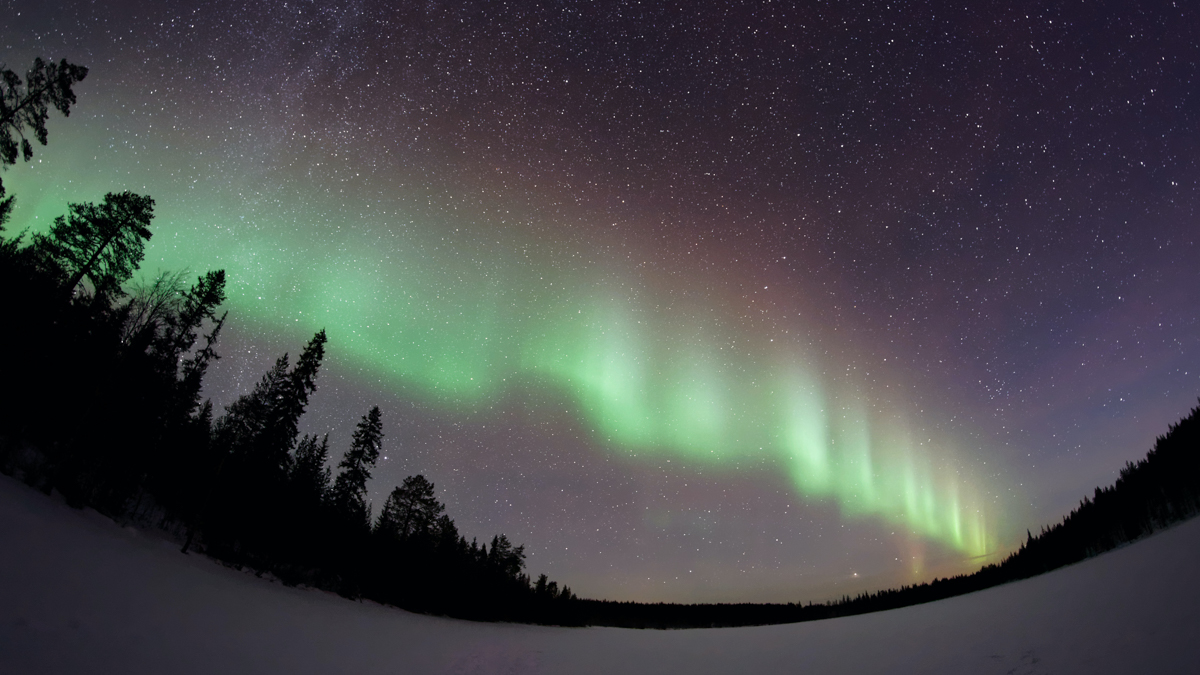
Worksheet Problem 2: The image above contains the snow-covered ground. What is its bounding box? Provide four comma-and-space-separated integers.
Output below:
1, 475, 1197, 675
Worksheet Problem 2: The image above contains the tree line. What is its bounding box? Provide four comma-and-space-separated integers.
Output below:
0, 57, 578, 625
543, 401, 1200, 628
3, 56, 1197, 629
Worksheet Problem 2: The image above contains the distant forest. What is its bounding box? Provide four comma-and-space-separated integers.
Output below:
569, 402, 1200, 628
3, 58, 1198, 629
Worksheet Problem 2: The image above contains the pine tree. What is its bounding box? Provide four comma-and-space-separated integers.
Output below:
33, 191, 155, 298
0, 57, 89, 219
487, 534, 526, 579
331, 406, 383, 529
375, 474, 444, 540
374, 487, 406, 540
132, 270, 227, 521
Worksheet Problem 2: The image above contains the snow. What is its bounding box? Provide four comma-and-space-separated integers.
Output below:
1, 474, 1198, 674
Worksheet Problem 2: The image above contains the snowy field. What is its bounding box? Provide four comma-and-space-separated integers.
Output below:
1, 474, 1197, 675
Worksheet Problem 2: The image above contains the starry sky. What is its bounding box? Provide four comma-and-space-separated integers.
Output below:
4, 0, 1198, 603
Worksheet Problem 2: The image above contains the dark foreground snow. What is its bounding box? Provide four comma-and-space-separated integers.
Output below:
1, 476, 1198, 674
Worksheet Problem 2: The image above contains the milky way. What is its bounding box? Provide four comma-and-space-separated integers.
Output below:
4, 0, 1198, 602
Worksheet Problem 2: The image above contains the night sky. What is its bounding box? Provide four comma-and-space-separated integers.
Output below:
4, 0, 1198, 603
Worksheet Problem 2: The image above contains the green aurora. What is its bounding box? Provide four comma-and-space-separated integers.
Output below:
5, 153, 1001, 561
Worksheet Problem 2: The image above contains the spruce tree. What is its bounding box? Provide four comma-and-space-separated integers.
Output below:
171, 270, 228, 356
331, 406, 383, 529
174, 310, 226, 421
213, 330, 327, 477
212, 355, 291, 466
258, 329, 326, 471
200, 331, 326, 555
291, 433, 332, 505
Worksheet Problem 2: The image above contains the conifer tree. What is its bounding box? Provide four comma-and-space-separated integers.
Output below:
213, 330, 327, 476
175, 310, 226, 420
1, 58, 88, 168
487, 534, 526, 579
0, 57, 89, 222
375, 474, 444, 540
212, 355, 291, 465
433, 513, 460, 553
331, 406, 383, 528
34, 191, 155, 298
273, 329, 326, 455
121, 268, 227, 417
196, 331, 326, 556
154, 269, 227, 371
291, 433, 332, 505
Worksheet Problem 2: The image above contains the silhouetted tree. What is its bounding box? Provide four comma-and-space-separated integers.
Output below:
212, 330, 326, 476
124, 270, 226, 364
119, 269, 226, 422
113, 268, 227, 515
487, 534, 526, 579
331, 406, 383, 529
0, 57, 88, 217
433, 513, 461, 553
33, 191, 154, 298
174, 307, 226, 421
121, 270, 189, 344
291, 433, 332, 506
375, 474, 444, 541
0, 181, 10, 231
201, 331, 326, 558
269, 329, 326, 463
267, 431, 335, 580
212, 356, 291, 464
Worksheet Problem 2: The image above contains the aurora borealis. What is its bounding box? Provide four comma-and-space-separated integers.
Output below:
3, 0, 1199, 602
